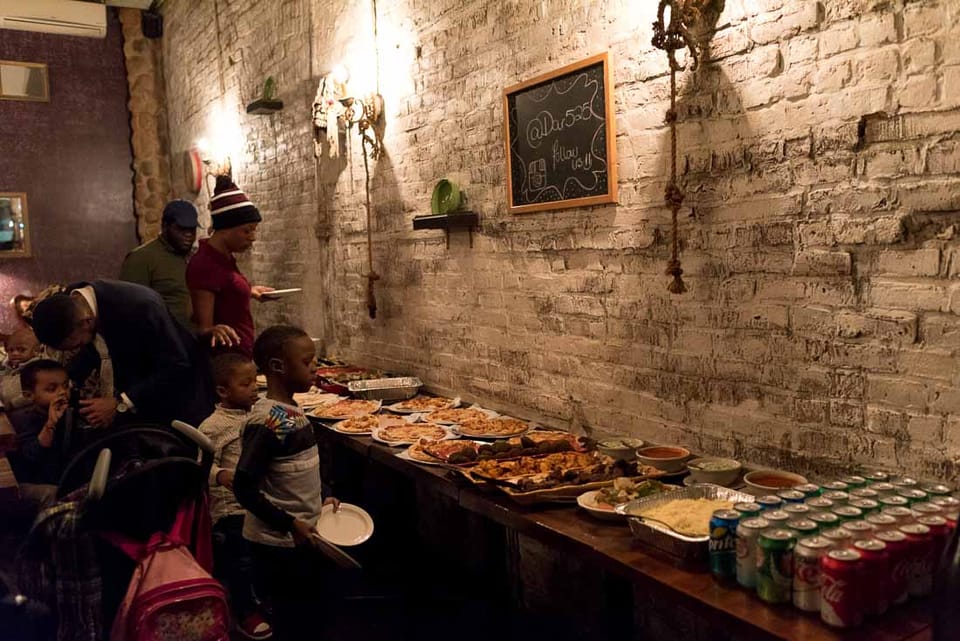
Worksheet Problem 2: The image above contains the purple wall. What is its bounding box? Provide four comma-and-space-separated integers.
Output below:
0, 10, 136, 332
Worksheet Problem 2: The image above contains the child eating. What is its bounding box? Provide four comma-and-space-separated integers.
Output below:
234, 325, 338, 641
0, 327, 42, 410
198, 352, 272, 640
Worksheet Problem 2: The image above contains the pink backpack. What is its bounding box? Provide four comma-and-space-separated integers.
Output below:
104, 500, 230, 641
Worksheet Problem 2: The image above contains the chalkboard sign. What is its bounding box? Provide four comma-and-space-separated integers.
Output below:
503, 52, 618, 214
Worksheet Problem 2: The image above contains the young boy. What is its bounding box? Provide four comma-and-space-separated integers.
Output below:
7, 359, 70, 507
0, 327, 42, 410
198, 353, 271, 641
234, 325, 338, 641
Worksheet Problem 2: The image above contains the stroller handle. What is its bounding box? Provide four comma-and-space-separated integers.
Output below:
170, 420, 216, 457
88, 448, 112, 500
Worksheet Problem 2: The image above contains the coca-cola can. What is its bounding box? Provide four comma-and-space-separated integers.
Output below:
875, 530, 909, 605
842, 520, 876, 541
794, 536, 830, 612
881, 506, 914, 526
736, 517, 769, 589
865, 513, 898, 532
899, 522, 933, 597
917, 515, 950, 563
820, 548, 863, 628
853, 538, 890, 617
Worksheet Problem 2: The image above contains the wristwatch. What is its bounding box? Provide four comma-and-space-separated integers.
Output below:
116, 399, 131, 414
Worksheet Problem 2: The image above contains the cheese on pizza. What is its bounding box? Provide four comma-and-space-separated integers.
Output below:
334, 414, 379, 433
314, 399, 380, 418
425, 408, 488, 424
394, 396, 453, 412
377, 423, 448, 443
457, 417, 527, 436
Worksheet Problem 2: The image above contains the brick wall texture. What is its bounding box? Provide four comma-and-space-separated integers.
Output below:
160, 0, 960, 482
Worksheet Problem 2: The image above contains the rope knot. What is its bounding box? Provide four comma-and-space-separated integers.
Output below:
664, 181, 685, 208
665, 259, 687, 294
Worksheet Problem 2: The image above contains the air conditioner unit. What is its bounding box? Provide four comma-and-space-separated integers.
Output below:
0, 0, 107, 39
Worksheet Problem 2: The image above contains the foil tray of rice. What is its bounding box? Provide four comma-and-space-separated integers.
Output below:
617, 483, 755, 564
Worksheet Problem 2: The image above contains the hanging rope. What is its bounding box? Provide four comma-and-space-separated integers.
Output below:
362, 134, 380, 319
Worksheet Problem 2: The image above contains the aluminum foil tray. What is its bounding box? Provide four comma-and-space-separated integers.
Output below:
616, 483, 755, 564
347, 377, 422, 401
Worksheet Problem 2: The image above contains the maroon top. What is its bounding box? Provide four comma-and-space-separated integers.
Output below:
186, 239, 254, 357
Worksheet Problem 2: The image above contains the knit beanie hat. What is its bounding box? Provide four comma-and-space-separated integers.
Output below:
209, 175, 262, 230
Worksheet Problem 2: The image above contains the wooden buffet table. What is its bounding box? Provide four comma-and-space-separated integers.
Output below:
319, 426, 932, 641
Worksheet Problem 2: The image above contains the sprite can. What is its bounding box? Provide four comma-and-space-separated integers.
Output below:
756, 529, 796, 604
709, 510, 740, 582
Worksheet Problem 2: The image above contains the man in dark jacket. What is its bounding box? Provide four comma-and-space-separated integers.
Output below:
30, 280, 213, 427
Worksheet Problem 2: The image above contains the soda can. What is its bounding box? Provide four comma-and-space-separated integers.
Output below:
810, 511, 841, 533
821, 527, 854, 549
932, 496, 960, 526
794, 483, 821, 499
756, 495, 783, 512
820, 548, 863, 628
865, 513, 899, 532
917, 515, 950, 563
822, 490, 850, 506
871, 482, 898, 497
763, 509, 791, 528
896, 488, 929, 506
777, 490, 806, 504
787, 518, 818, 539
805, 497, 835, 512
736, 517, 769, 589
734, 502, 762, 519
822, 481, 850, 492
831, 505, 864, 525
840, 475, 868, 489
756, 529, 796, 604
853, 538, 890, 617
920, 482, 952, 497
879, 495, 910, 509
794, 536, 830, 612
892, 476, 919, 490
881, 506, 914, 526
849, 498, 880, 516
863, 471, 891, 485
709, 510, 740, 582
842, 520, 876, 541
899, 522, 933, 597
912, 501, 943, 518
850, 487, 880, 501
876, 529, 910, 605
783, 503, 813, 519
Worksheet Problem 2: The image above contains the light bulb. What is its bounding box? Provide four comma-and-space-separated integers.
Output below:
331, 64, 350, 86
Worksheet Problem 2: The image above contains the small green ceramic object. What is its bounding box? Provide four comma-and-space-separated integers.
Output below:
430, 179, 462, 214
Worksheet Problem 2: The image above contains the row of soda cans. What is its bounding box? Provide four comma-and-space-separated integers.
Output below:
707, 474, 957, 628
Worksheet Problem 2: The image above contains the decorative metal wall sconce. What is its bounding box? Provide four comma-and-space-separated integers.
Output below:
651, 0, 717, 294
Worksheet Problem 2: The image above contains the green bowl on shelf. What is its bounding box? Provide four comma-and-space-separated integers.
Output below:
431, 179, 462, 214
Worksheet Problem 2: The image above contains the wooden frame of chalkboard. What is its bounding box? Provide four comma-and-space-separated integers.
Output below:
503, 52, 618, 215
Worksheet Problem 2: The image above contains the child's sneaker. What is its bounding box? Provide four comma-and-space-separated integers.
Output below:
238, 612, 272, 640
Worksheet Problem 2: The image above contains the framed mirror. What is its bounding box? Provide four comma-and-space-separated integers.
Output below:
0, 193, 31, 258
0, 61, 49, 102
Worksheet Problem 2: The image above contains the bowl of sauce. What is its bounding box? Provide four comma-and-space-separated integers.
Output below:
743, 470, 808, 496
635, 445, 691, 473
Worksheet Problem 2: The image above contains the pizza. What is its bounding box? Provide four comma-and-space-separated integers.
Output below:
421, 439, 480, 463
312, 399, 380, 418
392, 396, 455, 412
406, 440, 447, 464
425, 408, 489, 424
374, 423, 450, 445
332, 414, 379, 434
456, 417, 528, 438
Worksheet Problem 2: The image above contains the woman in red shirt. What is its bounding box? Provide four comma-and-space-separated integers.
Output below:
187, 177, 274, 357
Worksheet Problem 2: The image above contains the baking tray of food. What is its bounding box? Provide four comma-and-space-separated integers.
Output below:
347, 377, 422, 401
616, 483, 754, 563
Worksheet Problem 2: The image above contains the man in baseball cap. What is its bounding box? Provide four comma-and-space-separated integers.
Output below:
119, 199, 201, 328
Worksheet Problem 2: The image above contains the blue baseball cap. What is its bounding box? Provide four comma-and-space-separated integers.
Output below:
162, 200, 200, 228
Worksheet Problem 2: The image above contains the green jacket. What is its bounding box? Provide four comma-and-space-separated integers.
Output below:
119, 236, 193, 328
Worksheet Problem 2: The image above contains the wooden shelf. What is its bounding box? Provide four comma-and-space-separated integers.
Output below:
412, 211, 479, 248
245, 99, 284, 115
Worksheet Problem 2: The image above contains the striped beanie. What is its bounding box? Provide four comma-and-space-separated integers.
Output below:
209, 176, 262, 230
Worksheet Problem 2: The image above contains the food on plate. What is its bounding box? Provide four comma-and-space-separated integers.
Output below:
425, 408, 490, 424
375, 423, 449, 444
595, 478, 672, 508
406, 440, 444, 464
521, 431, 590, 450
471, 451, 602, 478
392, 396, 455, 412
456, 417, 528, 437
293, 388, 341, 409
316, 366, 382, 384
467, 451, 665, 493
424, 434, 579, 465
631, 498, 734, 536
312, 399, 381, 418
333, 414, 379, 434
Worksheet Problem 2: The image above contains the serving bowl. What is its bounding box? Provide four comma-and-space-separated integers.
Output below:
743, 469, 808, 495
597, 438, 645, 461
635, 445, 690, 473
686, 457, 742, 486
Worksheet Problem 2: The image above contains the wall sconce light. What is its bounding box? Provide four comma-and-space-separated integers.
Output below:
312, 64, 384, 160
194, 137, 232, 178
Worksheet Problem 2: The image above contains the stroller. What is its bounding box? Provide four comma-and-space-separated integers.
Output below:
16, 421, 221, 641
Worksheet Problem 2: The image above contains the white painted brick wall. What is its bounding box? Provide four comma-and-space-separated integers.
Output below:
161, 0, 960, 481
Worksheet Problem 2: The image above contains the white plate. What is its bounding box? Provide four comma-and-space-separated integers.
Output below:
312, 399, 382, 421
315, 502, 374, 546
370, 424, 457, 447
396, 449, 445, 467
385, 396, 461, 414
577, 490, 627, 521
330, 414, 414, 436
260, 288, 303, 298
